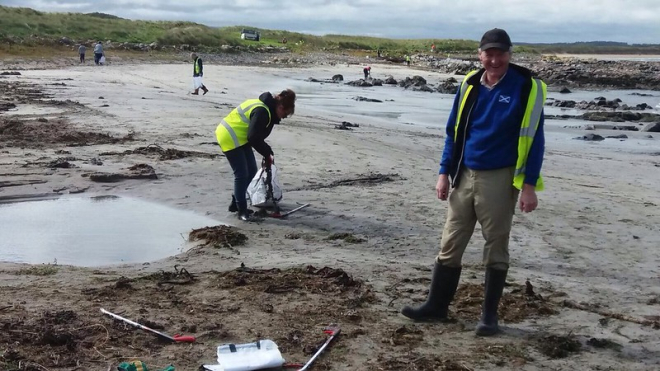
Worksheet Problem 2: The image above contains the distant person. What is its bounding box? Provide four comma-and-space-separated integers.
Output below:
281, 37, 287, 44
191, 52, 209, 95
93, 41, 103, 65
405, 55, 411, 66
401, 28, 547, 337
78, 44, 86, 64
431, 43, 436, 53
363, 66, 371, 79
216, 89, 296, 221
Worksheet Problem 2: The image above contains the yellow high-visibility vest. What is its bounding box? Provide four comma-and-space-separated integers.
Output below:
194, 57, 201, 75
455, 70, 546, 191
215, 99, 271, 152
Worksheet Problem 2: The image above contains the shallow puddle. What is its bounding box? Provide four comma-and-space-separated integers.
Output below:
0, 195, 220, 267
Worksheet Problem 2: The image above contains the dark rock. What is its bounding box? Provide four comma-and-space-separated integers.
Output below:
347, 80, 373, 87
550, 100, 577, 108
631, 92, 654, 97
383, 76, 397, 85
0, 71, 21, 76
414, 85, 434, 93
398, 75, 427, 89
48, 158, 76, 169
372, 79, 383, 86
334, 121, 359, 130
560, 87, 572, 93
0, 102, 17, 111
575, 134, 605, 141
353, 96, 383, 103
332, 74, 343, 82
642, 122, 660, 132
437, 80, 458, 94
607, 134, 628, 139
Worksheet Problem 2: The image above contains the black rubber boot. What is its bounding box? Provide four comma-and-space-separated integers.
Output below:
237, 208, 253, 221
401, 262, 462, 321
475, 268, 508, 336
228, 195, 238, 212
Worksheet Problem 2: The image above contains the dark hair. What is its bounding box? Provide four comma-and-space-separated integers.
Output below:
274, 89, 296, 115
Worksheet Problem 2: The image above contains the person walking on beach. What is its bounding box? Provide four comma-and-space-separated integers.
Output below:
216, 89, 296, 221
93, 41, 103, 65
401, 28, 547, 336
405, 55, 411, 66
191, 53, 209, 95
78, 44, 86, 64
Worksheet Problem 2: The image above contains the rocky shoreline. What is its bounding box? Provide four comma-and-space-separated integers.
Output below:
3, 39, 660, 91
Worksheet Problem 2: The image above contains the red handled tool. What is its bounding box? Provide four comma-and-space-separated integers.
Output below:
297, 324, 340, 371
100, 308, 195, 343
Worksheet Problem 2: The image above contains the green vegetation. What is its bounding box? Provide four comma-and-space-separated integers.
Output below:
1, 5, 659, 55
13, 264, 59, 276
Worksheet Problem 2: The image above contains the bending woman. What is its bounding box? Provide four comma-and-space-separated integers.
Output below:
216, 89, 296, 221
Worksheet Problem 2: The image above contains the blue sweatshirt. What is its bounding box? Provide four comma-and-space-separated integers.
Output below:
439, 67, 545, 186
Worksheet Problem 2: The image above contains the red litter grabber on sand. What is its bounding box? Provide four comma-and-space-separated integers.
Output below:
100, 308, 195, 343
286, 324, 340, 371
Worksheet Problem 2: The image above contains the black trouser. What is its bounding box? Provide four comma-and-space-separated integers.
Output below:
224, 144, 258, 211
80, 53, 85, 63
94, 53, 102, 65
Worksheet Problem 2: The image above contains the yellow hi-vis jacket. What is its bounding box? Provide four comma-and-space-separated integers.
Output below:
216, 99, 271, 152
454, 70, 546, 191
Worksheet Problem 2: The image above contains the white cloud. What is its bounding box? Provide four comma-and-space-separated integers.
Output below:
2, 0, 659, 43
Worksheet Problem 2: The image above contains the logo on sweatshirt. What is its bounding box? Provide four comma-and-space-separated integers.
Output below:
499, 95, 511, 103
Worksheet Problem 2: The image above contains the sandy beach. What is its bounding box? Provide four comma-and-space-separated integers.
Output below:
1, 61, 659, 370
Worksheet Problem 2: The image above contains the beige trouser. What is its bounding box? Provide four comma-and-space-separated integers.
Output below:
437, 167, 519, 271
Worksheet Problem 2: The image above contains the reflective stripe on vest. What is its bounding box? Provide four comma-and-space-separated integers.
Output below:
454, 70, 479, 142
454, 71, 546, 191
513, 78, 546, 191
215, 99, 271, 152
194, 57, 201, 75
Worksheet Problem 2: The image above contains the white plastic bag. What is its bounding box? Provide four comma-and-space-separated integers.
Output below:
202, 339, 285, 371
99, 56, 106, 64
193, 76, 204, 89
246, 165, 283, 207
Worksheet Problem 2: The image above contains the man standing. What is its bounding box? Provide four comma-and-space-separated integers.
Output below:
191, 52, 209, 95
93, 41, 103, 65
78, 44, 86, 64
401, 28, 546, 336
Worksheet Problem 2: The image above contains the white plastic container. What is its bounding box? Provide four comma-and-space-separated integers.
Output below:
202, 340, 285, 371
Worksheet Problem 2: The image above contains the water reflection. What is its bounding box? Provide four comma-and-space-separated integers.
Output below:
0, 196, 220, 267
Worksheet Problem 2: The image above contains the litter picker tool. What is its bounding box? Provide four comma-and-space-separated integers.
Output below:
260, 157, 310, 219
297, 324, 340, 371
100, 308, 195, 343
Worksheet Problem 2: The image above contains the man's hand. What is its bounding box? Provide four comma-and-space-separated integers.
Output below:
436, 174, 450, 201
266, 154, 275, 167
519, 184, 538, 213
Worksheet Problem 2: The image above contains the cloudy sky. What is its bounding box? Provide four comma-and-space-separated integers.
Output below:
2, 0, 659, 44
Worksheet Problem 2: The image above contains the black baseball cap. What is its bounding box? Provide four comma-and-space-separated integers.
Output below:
479, 28, 512, 51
